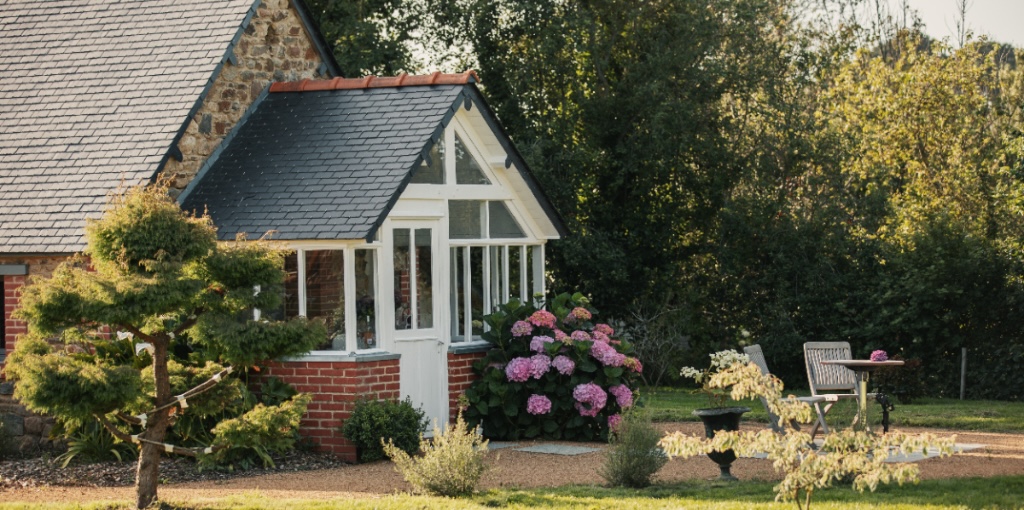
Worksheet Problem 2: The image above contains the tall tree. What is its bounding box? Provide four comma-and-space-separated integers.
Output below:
8, 186, 325, 508
304, 0, 421, 76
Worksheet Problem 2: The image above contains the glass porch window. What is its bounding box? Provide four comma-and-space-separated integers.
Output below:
305, 250, 345, 350
394, 228, 434, 330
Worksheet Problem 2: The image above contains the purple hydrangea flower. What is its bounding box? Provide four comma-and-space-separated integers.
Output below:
609, 384, 634, 408
527, 394, 552, 415
572, 382, 608, 417
870, 350, 888, 362
552, 355, 575, 376
608, 413, 623, 431
591, 340, 626, 367
511, 320, 533, 337
530, 335, 554, 353
529, 354, 551, 379
505, 357, 532, 382
571, 330, 592, 342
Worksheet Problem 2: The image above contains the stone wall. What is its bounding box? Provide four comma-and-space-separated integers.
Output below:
164, 0, 329, 197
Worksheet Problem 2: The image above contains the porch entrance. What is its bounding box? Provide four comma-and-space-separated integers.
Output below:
388, 220, 448, 430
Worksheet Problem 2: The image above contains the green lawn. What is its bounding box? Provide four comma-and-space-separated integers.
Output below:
4, 476, 1023, 509
641, 386, 1024, 433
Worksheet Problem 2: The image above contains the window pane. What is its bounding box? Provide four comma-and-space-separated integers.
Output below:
266, 251, 299, 322
489, 246, 504, 306
509, 246, 522, 303
454, 133, 490, 184
394, 229, 412, 330
450, 247, 465, 340
449, 200, 483, 239
305, 250, 345, 350
415, 229, 433, 329
470, 247, 484, 336
410, 138, 445, 184
489, 201, 526, 238
355, 249, 377, 349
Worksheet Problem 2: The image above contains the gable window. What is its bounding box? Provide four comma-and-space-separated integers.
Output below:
273, 247, 379, 351
410, 138, 445, 184
454, 134, 490, 184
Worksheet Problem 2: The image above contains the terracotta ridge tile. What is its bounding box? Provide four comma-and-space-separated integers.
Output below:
269, 70, 479, 93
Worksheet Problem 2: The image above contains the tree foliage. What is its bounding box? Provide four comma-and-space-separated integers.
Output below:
9, 185, 325, 508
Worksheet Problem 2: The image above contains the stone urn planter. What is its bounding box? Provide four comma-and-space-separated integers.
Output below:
692, 406, 750, 481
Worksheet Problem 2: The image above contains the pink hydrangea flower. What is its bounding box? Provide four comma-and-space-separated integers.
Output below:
592, 331, 610, 343
568, 307, 592, 322
554, 329, 569, 342
608, 413, 623, 431
530, 335, 554, 353
609, 384, 633, 408
591, 340, 626, 367
594, 323, 615, 336
870, 350, 888, 362
505, 357, 532, 382
552, 355, 575, 376
529, 310, 557, 329
571, 330, 592, 342
572, 382, 607, 417
527, 394, 552, 415
511, 320, 533, 337
624, 357, 643, 373
529, 354, 551, 379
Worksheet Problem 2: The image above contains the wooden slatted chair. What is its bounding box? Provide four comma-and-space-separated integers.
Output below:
803, 341, 874, 435
743, 345, 828, 437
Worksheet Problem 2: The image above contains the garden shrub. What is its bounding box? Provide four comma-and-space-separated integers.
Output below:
56, 420, 137, 467
464, 292, 642, 441
340, 397, 427, 462
599, 408, 666, 488
383, 412, 488, 497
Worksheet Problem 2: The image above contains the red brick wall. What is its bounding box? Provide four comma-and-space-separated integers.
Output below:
259, 357, 400, 462
447, 350, 486, 421
2, 275, 27, 378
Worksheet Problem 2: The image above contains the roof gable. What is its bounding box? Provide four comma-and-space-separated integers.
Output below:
0, 0, 340, 254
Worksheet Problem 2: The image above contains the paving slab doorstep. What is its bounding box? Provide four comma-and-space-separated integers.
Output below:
486, 442, 520, 451
514, 444, 603, 455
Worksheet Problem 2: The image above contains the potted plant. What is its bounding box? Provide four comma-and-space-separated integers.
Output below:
680, 349, 751, 480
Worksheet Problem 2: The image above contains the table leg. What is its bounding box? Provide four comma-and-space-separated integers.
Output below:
857, 371, 871, 433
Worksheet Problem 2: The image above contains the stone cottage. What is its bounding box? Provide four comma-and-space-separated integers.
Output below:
0, 0, 564, 460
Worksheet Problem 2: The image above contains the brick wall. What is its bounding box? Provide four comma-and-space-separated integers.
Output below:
2, 275, 26, 362
164, 0, 329, 196
259, 356, 400, 462
447, 350, 486, 421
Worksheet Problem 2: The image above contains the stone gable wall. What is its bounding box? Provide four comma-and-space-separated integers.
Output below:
164, 0, 329, 197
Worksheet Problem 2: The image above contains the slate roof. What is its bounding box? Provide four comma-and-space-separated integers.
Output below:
179, 78, 466, 240
179, 71, 567, 241
0, 0, 338, 254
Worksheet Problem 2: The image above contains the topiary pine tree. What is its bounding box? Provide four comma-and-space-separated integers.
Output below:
7, 185, 325, 509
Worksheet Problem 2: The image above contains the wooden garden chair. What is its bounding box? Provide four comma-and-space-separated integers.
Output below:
743, 345, 828, 437
803, 341, 875, 436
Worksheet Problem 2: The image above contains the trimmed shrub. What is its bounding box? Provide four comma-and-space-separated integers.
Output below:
384, 413, 488, 497
599, 408, 667, 488
340, 397, 426, 462
464, 292, 642, 441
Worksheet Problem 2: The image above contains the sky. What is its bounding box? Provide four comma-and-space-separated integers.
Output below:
889, 0, 1024, 46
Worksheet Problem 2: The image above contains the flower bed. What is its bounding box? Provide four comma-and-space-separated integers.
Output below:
463, 293, 642, 441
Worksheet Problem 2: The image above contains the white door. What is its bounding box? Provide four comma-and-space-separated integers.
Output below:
388, 221, 447, 430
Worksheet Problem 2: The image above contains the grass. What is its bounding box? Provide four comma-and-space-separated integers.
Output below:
3, 476, 1023, 509
641, 386, 1024, 433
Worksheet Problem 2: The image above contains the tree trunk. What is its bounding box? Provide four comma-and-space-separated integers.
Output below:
136, 335, 172, 509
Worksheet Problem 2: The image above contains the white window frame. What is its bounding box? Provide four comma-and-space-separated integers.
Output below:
286, 241, 384, 355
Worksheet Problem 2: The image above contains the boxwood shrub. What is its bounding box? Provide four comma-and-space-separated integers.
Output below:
340, 397, 427, 462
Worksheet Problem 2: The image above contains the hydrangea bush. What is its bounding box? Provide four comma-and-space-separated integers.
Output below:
463, 292, 642, 441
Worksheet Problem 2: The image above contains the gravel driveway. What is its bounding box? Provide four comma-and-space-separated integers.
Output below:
2, 423, 1022, 506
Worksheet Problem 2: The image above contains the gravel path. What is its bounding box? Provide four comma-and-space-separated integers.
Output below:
1, 423, 1022, 505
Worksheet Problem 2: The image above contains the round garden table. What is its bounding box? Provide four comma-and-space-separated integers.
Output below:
820, 359, 904, 433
